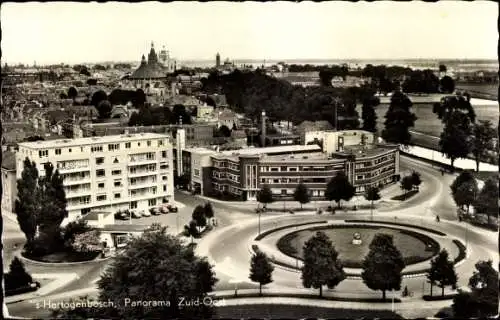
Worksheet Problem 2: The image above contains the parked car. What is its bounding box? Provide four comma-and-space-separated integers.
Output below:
167, 204, 178, 212
160, 206, 169, 214
114, 211, 130, 220
131, 210, 142, 219
141, 210, 151, 217
150, 207, 161, 216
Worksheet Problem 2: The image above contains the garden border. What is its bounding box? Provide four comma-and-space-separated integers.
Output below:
344, 220, 447, 236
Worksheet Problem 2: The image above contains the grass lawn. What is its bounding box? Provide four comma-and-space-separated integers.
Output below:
373, 103, 498, 140
282, 226, 436, 267
215, 304, 403, 319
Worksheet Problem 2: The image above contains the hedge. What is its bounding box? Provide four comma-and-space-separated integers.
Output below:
254, 221, 328, 241
344, 220, 447, 236
423, 293, 458, 301
452, 239, 466, 263
215, 292, 402, 303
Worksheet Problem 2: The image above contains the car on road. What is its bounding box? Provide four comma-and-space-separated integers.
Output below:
167, 204, 178, 212
131, 210, 142, 219
114, 210, 130, 220
150, 207, 161, 216
141, 210, 151, 217
160, 205, 169, 214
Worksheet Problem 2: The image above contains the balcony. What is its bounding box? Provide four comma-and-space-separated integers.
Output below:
57, 166, 90, 174
128, 170, 158, 178
128, 157, 157, 166
63, 177, 91, 186
128, 180, 158, 190
65, 189, 92, 198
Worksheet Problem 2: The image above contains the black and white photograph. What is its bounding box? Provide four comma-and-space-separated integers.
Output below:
0, 1, 498, 319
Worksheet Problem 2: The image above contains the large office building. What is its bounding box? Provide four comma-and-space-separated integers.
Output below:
16, 133, 175, 222
182, 130, 400, 201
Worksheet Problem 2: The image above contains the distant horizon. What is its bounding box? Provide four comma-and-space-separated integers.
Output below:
4, 57, 499, 68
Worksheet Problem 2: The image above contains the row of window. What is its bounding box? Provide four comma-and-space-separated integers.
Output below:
355, 153, 395, 168
260, 165, 342, 172
261, 177, 327, 184
91, 140, 165, 153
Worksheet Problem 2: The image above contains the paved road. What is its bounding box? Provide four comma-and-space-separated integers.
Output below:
5, 156, 497, 318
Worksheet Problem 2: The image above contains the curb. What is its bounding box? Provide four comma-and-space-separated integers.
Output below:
18, 252, 113, 266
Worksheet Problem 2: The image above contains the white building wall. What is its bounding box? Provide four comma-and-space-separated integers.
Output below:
1, 169, 17, 213
304, 130, 376, 154
15, 134, 175, 223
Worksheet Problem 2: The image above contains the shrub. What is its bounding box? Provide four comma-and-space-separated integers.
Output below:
5, 257, 33, 290
452, 239, 466, 263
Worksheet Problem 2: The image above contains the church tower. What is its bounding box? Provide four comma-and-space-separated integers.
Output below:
216, 53, 221, 68
159, 46, 168, 65
148, 41, 158, 65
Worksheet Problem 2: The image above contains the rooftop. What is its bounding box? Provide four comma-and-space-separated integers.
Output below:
336, 144, 398, 158
18, 132, 170, 149
261, 152, 345, 163
211, 144, 322, 161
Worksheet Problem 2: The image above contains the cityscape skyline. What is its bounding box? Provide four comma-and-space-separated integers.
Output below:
1, 1, 498, 65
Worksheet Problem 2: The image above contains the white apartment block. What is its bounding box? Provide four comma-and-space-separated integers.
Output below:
16, 133, 175, 223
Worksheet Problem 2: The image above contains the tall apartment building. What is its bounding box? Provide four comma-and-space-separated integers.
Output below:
15, 133, 175, 222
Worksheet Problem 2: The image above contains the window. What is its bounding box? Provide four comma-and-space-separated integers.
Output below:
130, 201, 137, 209
160, 164, 169, 170
163, 185, 167, 192
148, 199, 157, 206
112, 170, 122, 175
114, 181, 122, 187
68, 148, 72, 153
114, 193, 121, 199
357, 175, 364, 180
98, 182, 105, 188
39, 150, 48, 158
138, 142, 141, 147
96, 157, 104, 165
289, 167, 297, 172
125, 142, 131, 149
194, 169, 200, 177
158, 140, 164, 147
280, 166, 287, 172
270, 167, 279, 172
162, 151, 167, 158
96, 169, 105, 177
273, 179, 279, 183
97, 195, 107, 201
281, 189, 287, 195
55, 149, 61, 155
113, 157, 119, 164
108, 144, 120, 151
91, 146, 103, 152
162, 176, 168, 181
147, 140, 151, 147
261, 178, 266, 183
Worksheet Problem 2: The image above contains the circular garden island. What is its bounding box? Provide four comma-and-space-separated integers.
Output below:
277, 225, 440, 268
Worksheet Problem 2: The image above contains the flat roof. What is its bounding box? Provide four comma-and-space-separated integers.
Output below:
337, 144, 398, 158
261, 152, 345, 163
184, 147, 218, 155
17, 133, 170, 149
220, 144, 321, 156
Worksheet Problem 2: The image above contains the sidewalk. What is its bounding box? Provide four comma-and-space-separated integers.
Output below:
5, 273, 79, 304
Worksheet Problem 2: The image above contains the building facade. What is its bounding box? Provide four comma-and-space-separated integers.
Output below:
1, 151, 17, 213
15, 133, 175, 222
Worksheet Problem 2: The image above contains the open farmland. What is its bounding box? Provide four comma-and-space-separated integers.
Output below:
456, 83, 498, 100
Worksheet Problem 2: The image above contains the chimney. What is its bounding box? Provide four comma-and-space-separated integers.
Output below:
261, 111, 266, 147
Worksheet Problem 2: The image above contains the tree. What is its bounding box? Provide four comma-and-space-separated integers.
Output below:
132, 89, 146, 107
71, 230, 102, 253
53, 225, 218, 319
439, 64, 447, 73
381, 91, 417, 146
434, 94, 476, 124
192, 205, 207, 231
204, 202, 214, 220
301, 231, 346, 297
325, 172, 355, 208
62, 220, 93, 247
36, 163, 68, 248
439, 76, 455, 94
249, 250, 274, 295
361, 95, 379, 132
59, 92, 68, 99
79, 67, 91, 76
5, 257, 33, 289
91, 90, 107, 108
452, 260, 498, 318
293, 182, 310, 209
453, 181, 478, 215
439, 111, 472, 169
15, 158, 39, 248
68, 86, 78, 101
427, 249, 458, 297
470, 120, 496, 172
97, 100, 112, 119
364, 186, 381, 219
473, 178, 499, 225
183, 220, 199, 244
400, 175, 414, 199
410, 171, 422, 190
361, 233, 405, 300
257, 185, 274, 209
218, 125, 231, 138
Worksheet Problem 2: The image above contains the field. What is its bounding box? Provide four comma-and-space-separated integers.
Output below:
367, 101, 499, 152
455, 83, 498, 100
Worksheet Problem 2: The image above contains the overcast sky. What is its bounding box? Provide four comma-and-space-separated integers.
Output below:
1, 1, 497, 65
